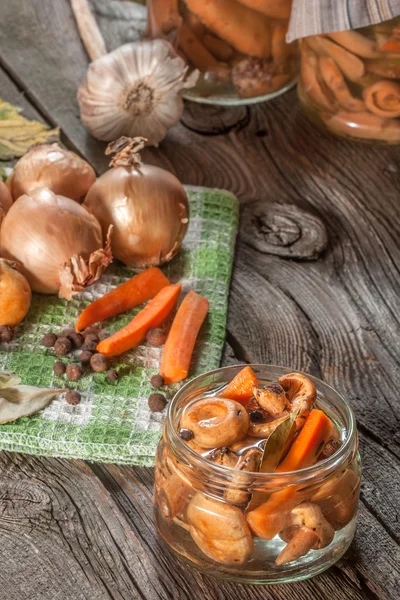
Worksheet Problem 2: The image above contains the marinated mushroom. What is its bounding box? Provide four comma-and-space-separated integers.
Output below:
248, 413, 290, 439
276, 501, 335, 565
224, 448, 262, 505
252, 382, 290, 417
312, 468, 360, 530
278, 372, 317, 432
187, 492, 254, 565
180, 397, 250, 449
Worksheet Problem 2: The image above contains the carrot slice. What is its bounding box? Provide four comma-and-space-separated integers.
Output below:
220, 366, 258, 404
76, 267, 170, 332
246, 409, 333, 540
97, 284, 181, 357
160, 291, 209, 384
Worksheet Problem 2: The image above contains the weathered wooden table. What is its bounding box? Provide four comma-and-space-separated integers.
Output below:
1, 1, 399, 599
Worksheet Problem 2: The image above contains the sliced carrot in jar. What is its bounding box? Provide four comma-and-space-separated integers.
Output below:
220, 366, 258, 404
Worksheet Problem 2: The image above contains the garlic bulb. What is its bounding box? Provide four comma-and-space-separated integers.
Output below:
78, 39, 198, 147
84, 137, 189, 268
0, 188, 112, 300
0, 180, 12, 225
7, 143, 96, 202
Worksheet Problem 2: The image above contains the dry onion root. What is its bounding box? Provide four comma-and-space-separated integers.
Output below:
84, 137, 189, 269
6, 143, 96, 202
0, 187, 112, 300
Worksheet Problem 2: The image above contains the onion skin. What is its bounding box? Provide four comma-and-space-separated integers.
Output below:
0, 259, 31, 327
84, 163, 189, 268
0, 180, 13, 226
0, 188, 106, 296
7, 143, 96, 202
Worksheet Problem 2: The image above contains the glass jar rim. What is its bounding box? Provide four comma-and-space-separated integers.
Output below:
165, 364, 357, 485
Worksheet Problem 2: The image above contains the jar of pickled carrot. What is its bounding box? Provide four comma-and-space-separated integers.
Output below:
146, 1, 299, 105
154, 364, 361, 583
299, 17, 400, 143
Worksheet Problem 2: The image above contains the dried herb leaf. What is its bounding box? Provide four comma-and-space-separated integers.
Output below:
0, 98, 59, 160
247, 409, 299, 511
0, 371, 22, 389
0, 385, 64, 424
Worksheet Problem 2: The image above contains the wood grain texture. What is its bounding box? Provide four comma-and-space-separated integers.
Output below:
1, 0, 400, 598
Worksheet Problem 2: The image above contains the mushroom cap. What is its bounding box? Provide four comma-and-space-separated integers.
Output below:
289, 501, 335, 548
252, 383, 290, 417
278, 372, 317, 430
187, 492, 254, 565
180, 397, 250, 449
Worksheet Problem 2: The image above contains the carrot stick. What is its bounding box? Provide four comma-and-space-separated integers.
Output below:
184, 0, 271, 58
277, 409, 333, 472
381, 39, 400, 53
178, 22, 221, 71
75, 267, 170, 332
147, 0, 182, 37
160, 291, 209, 384
202, 33, 234, 62
220, 366, 258, 404
97, 284, 182, 357
327, 30, 380, 59
319, 56, 365, 112
363, 80, 400, 117
236, 0, 291, 19
306, 36, 365, 82
246, 410, 333, 540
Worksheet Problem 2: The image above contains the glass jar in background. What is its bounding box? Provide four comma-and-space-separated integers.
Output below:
153, 365, 361, 584
299, 17, 400, 143
146, 1, 299, 105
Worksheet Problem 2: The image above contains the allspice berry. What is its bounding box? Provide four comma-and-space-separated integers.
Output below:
150, 374, 164, 389
66, 363, 83, 382
84, 333, 99, 344
42, 332, 57, 348
82, 341, 97, 353
148, 393, 167, 412
0, 325, 14, 343
53, 361, 66, 376
107, 369, 119, 382
146, 328, 167, 347
68, 332, 84, 349
66, 390, 81, 405
54, 336, 72, 356
90, 353, 108, 373
79, 350, 93, 364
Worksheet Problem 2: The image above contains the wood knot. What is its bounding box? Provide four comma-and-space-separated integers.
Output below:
0, 480, 50, 519
181, 103, 249, 135
240, 202, 328, 260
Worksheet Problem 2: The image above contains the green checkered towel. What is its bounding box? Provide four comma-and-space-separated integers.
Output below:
0, 187, 238, 466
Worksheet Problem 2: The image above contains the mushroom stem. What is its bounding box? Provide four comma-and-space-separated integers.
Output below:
275, 526, 319, 565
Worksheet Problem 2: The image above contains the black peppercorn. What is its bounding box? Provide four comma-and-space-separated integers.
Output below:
66, 390, 81, 405
54, 336, 72, 356
179, 428, 194, 441
0, 325, 14, 343
148, 393, 167, 412
68, 332, 84, 349
81, 341, 97, 353
90, 353, 108, 373
107, 369, 119, 382
66, 363, 83, 382
146, 328, 167, 347
79, 350, 93, 364
42, 332, 57, 348
150, 374, 164, 389
53, 361, 66, 376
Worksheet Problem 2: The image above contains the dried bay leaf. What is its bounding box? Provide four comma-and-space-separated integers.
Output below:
247, 409, 299, 511
0, 371, 22, 389
0, 98, 59, 160
0, 385, 64, 424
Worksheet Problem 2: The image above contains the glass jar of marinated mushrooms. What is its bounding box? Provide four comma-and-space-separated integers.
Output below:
154, 365, 361, 584
146, 1, 299, 105
299, 17, 400, 143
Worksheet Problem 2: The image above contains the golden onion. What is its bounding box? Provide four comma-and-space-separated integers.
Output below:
84, 137, 189, 268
